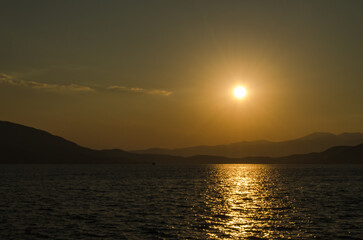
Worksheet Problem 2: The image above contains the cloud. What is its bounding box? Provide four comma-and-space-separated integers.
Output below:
0, 73, 14, 83
107, 85, 172, 96
0, 73, 172, 96
0, 73, 94, 92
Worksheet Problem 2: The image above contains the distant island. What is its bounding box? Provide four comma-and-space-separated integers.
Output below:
0, 121, 362, 164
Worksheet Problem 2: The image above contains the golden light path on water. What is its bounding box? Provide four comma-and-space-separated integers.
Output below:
198, 165, 306, 239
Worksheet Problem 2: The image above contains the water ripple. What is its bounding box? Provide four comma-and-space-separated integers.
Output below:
0, 164, 362, 239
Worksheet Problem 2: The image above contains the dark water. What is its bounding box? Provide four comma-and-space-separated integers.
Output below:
0, 164, 362, 240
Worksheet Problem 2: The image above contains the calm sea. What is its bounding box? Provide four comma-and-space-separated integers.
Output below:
0, 164, 362, 239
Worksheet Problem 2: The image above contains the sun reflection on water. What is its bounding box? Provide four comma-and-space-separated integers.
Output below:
198, 165, 299, 239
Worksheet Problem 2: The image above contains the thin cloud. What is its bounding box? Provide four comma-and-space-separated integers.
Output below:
0, 73, 94, 92
0, 73, 14, 83
107, 85, 172, 96
0, 73, 172, 96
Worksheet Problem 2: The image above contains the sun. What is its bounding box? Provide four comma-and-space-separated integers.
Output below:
233, 86, 247, 99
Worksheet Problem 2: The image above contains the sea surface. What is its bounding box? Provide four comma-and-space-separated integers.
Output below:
0, 164, 362, 240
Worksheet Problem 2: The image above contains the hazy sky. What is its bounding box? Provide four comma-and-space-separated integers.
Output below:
1, 0, 362, 150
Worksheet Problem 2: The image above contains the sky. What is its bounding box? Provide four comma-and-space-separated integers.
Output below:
0, 0, 362, 150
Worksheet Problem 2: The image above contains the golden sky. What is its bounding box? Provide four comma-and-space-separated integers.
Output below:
0, 1, 362, 150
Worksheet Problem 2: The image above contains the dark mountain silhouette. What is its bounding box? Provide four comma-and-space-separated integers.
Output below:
132, 132, 363, 158
268, 143, 363, 164
0, 121, 142, 164
148, 144, 363, 164
0, 120, 362, 164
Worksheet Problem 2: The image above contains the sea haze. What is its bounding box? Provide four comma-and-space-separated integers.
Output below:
0, 164, 362, 239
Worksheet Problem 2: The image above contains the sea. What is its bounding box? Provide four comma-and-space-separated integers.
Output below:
0, 164, 362, 240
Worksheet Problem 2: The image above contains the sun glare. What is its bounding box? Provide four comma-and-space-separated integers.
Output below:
233, 86, 247, 99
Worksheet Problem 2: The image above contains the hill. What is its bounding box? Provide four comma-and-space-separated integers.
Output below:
0, 121, 141, 164
132, 132, 363, 158
0, 121, 362, 164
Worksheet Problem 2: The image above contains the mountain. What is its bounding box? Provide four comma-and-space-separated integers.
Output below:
147, 144, 363, 164
0, 121, 143, 164
0, 120, 362, 164
270, 143, 363, 164
132, 132, 363, 158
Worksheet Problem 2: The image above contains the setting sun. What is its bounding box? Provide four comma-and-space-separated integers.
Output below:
233, 86, 247, 99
